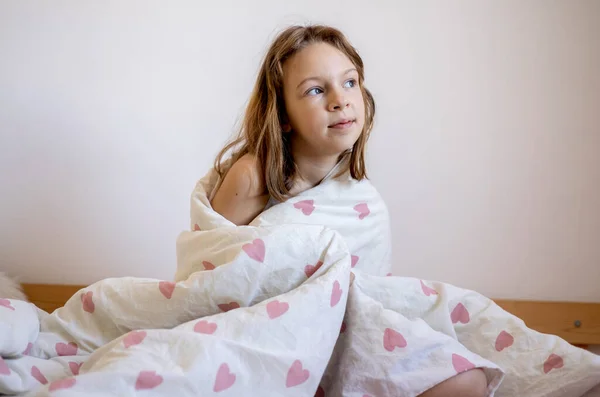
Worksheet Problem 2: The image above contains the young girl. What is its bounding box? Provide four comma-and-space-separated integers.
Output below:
210, 24, 488, 397
210, 24, 372, 226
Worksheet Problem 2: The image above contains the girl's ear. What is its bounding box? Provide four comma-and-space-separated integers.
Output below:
280, 109, 292, 132
281, 113, 292, 132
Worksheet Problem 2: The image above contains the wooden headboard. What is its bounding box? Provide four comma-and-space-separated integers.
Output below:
21, 283, 600, 347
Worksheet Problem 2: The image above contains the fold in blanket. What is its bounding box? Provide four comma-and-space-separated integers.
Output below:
1, 169, 599, 397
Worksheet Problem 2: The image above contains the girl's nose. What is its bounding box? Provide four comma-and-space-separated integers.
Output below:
328, 90, 350, 111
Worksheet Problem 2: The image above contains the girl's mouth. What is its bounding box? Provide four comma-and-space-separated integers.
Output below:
328, 119, 355, 129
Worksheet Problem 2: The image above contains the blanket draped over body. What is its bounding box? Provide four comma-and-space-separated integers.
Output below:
1, 170, 600, 397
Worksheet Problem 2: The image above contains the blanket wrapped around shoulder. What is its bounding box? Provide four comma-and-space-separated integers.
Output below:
1, 170, 599, 397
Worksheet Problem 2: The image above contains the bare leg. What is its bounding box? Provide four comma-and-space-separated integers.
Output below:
418, 369, 488, 397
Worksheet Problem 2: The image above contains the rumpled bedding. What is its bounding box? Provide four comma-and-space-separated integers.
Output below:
1, 169, 599, 397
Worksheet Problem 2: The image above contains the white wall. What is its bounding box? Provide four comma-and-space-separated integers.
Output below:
1, 1, 599, 303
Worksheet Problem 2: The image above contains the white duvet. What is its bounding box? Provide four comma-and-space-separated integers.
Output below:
1, 169, 599, 397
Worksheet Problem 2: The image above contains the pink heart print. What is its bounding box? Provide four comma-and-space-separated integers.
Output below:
293, 199, 315, 215
495, 330, 514, 352
194, 320, 218, 334
159, 281, 176, 299
304, 260, 323, 278
340, 321, 347, 334
69, 362, 83, 375
452, 353, 475, 373
214, 363, 236, 392
218, 302, 240, 312
543, 354, 564, 374
135, 370, 163, 390
0, 298, 15, 311
353, 203, 370, 220
420, 280, 438, 296
330, 280, 343, 307
267, 300, 289, 319
383, 328, 407, 351
80, 291, 95, 313
31, 366, 48, 384
351, 255, 359, 268
202, 261, 216, 270
450, 303, 470, 324
286, 360, 310, 388
49, 377, 76, 392
123, 331, 147, 348
0, 357, 10, 376
22, 342, 33, 355
193, 223, 201, 231
56, 342, 78, 356
242, 238, 265, 262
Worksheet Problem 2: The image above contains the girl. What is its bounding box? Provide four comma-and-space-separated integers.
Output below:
210, 24, 488, 397
210, 24, 372, 226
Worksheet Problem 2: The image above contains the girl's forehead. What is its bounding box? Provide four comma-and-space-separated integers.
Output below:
283, 43, 355, 82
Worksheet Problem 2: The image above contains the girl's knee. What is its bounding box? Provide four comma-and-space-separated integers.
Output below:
455, 369, 488, 396
419, 368, 488, 397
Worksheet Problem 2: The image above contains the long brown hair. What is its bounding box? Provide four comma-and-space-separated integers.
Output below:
213, 24, 376, 202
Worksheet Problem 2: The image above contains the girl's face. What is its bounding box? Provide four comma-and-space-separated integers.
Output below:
282, 42, 365, 159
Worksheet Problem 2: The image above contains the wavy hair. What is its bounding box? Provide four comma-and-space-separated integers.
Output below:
214, 24, 375, 202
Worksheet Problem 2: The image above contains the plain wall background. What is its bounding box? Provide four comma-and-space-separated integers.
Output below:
1, 1, 599, 303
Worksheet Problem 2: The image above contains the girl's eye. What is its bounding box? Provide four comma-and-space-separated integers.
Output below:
306, 87, 323, 96
344, 79, 357, 88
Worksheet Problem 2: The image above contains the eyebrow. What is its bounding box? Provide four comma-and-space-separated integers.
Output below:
296, 68, 358, 90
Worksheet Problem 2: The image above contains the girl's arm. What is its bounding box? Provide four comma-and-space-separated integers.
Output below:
210, 154, 268, 226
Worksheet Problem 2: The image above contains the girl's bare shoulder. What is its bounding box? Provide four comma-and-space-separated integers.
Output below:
210, 153, 267, 225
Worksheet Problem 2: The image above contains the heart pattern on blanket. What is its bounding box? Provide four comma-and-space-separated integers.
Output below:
242, 238, 265, 262
0, 358, 10, 376
214, 363, 236, 392
135, 370, 163, 390
81, 291, 95, 313
202, 261, 216, 270
218, 302, 240, 312
56, 342, 78, 356
420, 280, 438, 296
351, 255, 359, 268
0, 298, 15, 311
194, 320, 218, 334
340, 321, 347, 334
69, 362, 83, 375
543, 354, 564, 374
286, 360, 309, 388
495, 330, 514, 352
383, 328, 407, 351
159, 281, 176, 299
31, 366, 48, 384
123, 331, 147, 348
452, 353, 475, 373
49, 377, 76, 392
22, 342, 33, 355
294, 199, 315, 216
267, 300, 289, 319
450, 303, 470, 324
330, 280, 343, 307
353, 203, 370, 220
304, 260, 323, 278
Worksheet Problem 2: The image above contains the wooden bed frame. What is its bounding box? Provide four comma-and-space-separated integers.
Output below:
21, 283, 600, 348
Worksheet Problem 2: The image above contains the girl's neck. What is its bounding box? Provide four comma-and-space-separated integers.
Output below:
290, 153, 339, 195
